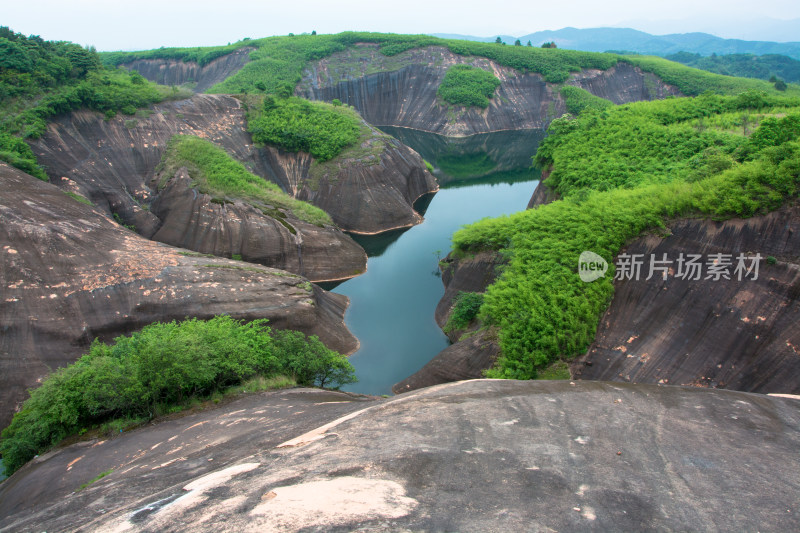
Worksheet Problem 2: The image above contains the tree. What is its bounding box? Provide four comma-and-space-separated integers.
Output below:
541, 41, 557, 49
527, 40, 532, 47
514, 39, 521, 46
775, 79, 787, 91
311, 30, 317, 35
495, 37, 502, 44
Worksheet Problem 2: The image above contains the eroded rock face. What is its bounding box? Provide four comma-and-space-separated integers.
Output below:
0, 164, 358, 427
2, 381, 799, 532
27, 94, 367, 281
574, 204, 800, 393
120, 48, 253, 93
255, 123, 439, 235
300, 46, 681, 135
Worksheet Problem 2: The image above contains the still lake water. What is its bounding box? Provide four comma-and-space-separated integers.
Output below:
322, 128, 544, 396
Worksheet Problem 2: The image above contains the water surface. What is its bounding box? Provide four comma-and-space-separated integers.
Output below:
328, 129, 543, 395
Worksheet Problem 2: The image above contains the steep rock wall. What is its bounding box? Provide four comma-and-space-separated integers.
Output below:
574, 205, 800, 393
299, 46, 681, 135
0, 164, 358, 427
27, 95, 369, 281
120, 48, 253, 93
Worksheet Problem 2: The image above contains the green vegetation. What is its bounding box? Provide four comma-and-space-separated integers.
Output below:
0, 27, 189, 180
64, 190, 93, 206
559, 86, 613, 115
437, 65, 501, 108
158, 135, 331, 226
664, 52, 800, 84
247, 96, 361, 161
0, 316, 356, 475
451, 94, 800, 380
621, 55, 798, 97
444, 292, 485, 333
77, 469, 113, 491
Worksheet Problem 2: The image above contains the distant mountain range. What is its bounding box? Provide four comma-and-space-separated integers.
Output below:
432, 27, 800, 60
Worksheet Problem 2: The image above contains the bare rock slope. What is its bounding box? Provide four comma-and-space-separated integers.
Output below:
120, 48, 253, 93
1, 380, 798, 532
0, 163, 357, 427
300, 45, 680, 135
574, 204, 800, 392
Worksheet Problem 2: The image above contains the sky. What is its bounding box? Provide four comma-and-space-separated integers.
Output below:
4, 0, 800, 51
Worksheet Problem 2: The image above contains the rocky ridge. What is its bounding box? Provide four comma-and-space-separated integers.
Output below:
0, 163, 357, 428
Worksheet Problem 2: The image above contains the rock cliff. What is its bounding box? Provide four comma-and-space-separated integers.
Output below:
2, 380, 798, 532
27, 94, 369, 281
299, 45, 680, 135
573, 204, 800, 393
120, 48, 253, 93
404, 198, 800, 395
0, 163, 358, 428
261, 122, 438, 234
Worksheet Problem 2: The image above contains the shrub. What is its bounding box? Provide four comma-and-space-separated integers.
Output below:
247, 96, 361, 161
0, 316, 355, 475
437, 65, 501, 108
444, 292, 485, 333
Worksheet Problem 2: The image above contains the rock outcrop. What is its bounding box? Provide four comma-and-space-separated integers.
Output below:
0, 163, 358, 428
573, 204, 800, 393
2, 380, 799, 532
120, 48, 253, 93
28, 94, 368, 281
393, 251, 504, 393
300, 45, 680, 135
261, 123, 439, 234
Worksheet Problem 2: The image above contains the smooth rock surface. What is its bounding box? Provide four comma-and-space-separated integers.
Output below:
121, 48, 253, 93
300, 46, 680, 135
2, 380, 798, 532
574, 204, 800, 393
0, 164, 357, 427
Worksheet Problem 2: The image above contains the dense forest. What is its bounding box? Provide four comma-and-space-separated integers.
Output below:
664, 52, 800, 85
452, 91, 800, 379
0, 27, 189, 180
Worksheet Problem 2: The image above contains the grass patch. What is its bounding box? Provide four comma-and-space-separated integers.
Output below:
63, 191, 93, 206
537, 360, 571, 380
77, 469, 113, 492
437, 65, 501, 108
559, 85, 614, 115
158, 135, 331, 226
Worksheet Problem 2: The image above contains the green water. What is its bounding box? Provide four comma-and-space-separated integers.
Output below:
329, 129, 543, 395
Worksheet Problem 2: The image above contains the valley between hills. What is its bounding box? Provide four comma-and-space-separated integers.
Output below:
0, 29, 798, 531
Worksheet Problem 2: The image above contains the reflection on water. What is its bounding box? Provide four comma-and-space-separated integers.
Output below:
330, 129, 543, 396
379, 127, 546, 188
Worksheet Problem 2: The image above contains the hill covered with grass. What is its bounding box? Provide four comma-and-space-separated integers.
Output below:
103, 31, 798, 101
450, 91, 800, 379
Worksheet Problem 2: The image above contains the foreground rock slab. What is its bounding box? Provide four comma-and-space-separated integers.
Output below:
2, 380, 798, 531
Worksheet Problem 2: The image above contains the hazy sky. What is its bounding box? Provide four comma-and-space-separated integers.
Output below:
4, 0, 800, 51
